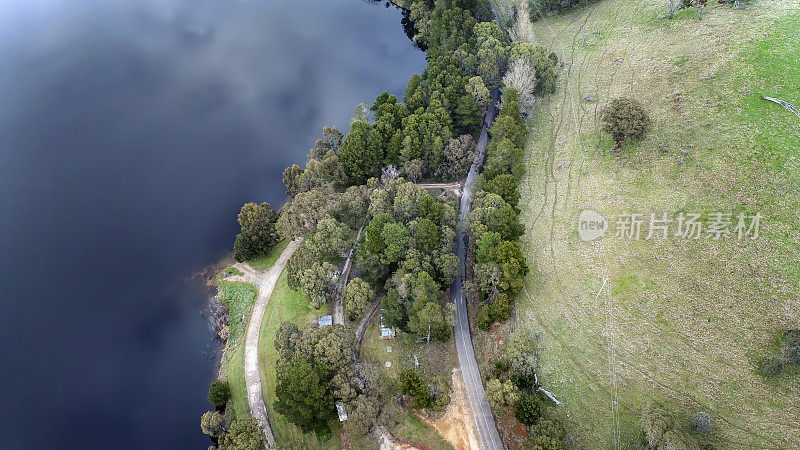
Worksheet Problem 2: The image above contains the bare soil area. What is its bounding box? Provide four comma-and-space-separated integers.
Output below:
418, 369, 481, 450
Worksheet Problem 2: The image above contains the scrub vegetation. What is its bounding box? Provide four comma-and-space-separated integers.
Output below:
216, 281, 258, 346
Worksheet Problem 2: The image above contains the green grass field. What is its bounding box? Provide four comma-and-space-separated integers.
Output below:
217, 281, 258, 346
256, 271, 340, 449
247, 239, 289, 271
223, 344, 248, 419
501, 0, 800, 447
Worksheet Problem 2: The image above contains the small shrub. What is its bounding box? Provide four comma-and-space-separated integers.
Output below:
761, 357, 784, 376
476, 306, 491, 331
691, 411, 711, 434
399, 369, 432, 408
485, 378, 521, 410
487, 294, 512, 323
315, 423, 332, 441
785, 329, 800, 348
529, 418, 566, 449
495, 359, 510, 373
788, 346, 800, 366
200, 410, 227, 438
600, 97, 652, 148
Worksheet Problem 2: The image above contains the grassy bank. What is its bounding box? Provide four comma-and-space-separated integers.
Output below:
247, 238, 289, 271
504, 0, 800, 447
218, 281, 258, 347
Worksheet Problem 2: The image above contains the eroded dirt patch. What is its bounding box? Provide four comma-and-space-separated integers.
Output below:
417, 369, 480, 450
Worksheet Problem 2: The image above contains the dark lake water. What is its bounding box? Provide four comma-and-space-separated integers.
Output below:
0, 0, 423, 448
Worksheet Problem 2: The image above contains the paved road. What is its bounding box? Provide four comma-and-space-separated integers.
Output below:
451, 88, 504, 450
230, 238, 302, 448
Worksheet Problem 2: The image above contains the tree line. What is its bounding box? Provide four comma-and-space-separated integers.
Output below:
468, 87, 530, 330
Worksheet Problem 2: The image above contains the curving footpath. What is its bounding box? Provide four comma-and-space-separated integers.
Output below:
235, 238, 302, 448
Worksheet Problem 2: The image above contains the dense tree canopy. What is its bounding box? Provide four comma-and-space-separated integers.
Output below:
399, 369, 432, 408
200, 410, 227, 438
339, 121, 382, 184
215, 0, 566, 445
516, 393, 542, 426
234, 202, 280, 261
344, 277, 374, 321
274, 359, 334, 433
486, 378, 520, 410
217, 417, 265, 450
208, 380, 231, 410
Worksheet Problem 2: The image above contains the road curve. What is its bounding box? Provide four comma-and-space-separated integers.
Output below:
451, 88, 504, 450
238, 238, 302, 448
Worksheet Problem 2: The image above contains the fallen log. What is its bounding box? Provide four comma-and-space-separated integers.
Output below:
539, 387, 564, 407
535, 373, 564, 406
763, 96, 800, 119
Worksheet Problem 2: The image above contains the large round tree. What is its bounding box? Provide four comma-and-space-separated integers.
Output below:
600, 97, 651, 148
274, 359, 334, 433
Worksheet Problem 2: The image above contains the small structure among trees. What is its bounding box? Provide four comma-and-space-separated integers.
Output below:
318, 315, 333, 327
336, 401, 348, 422
379, 309, 395, 340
